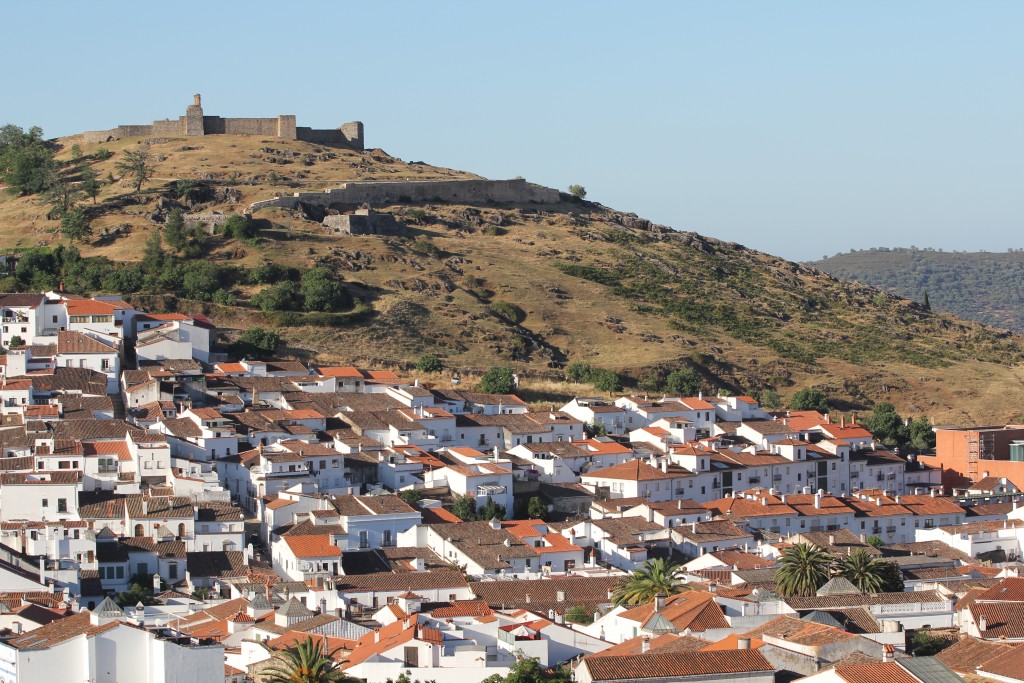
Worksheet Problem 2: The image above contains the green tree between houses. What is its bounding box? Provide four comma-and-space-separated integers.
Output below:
838, 550, 887, 593
415, 354, 444, 373
527, 496, 547, 520
760, 389, 782, 410
775, 543, 833, 598
451, 493, 477, 521
565, 360, 593, 384
564, 605, 594, 625
789, 387, 829, 413
612, 558, 688, 606
262, 636, 352, 683
665, 368, 701, 396
478, 498, 507, 521
481, 654, 572, 683
478, 367, 516, 394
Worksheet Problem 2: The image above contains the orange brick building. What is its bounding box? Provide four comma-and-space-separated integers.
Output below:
920, 425, 1024, 490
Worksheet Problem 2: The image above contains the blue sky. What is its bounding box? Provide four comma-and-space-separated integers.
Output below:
3, 1, 1021, 261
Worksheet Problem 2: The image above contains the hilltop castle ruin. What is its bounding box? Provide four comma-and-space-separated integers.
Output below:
82, 94, 364, 149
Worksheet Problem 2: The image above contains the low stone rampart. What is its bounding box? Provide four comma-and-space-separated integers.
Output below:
248, 178, 560, 214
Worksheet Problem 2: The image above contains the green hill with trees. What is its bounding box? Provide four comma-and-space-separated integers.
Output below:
810, 248, 1024, 332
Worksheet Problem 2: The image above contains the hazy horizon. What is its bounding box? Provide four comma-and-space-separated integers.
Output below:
3, 1, 1021, 262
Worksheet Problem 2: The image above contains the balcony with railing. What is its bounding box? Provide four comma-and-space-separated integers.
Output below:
478, 484, 507, 496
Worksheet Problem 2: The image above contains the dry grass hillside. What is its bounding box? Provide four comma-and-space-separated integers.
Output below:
3, 132, 1024, 425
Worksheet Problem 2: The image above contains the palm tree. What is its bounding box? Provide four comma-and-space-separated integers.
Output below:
839, 549, 886, 593
262, 636, 350, 683
612, 558, 688, 606
775, 543, 834, 598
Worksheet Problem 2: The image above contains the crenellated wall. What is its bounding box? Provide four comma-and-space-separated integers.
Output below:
80, 95, 363, 149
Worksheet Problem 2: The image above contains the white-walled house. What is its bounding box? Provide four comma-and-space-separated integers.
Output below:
56, 331, 121, 393
0, 608, 224, 683
0, 471, 81, 522
581, 458, 693, 502
423, 462, 514, 518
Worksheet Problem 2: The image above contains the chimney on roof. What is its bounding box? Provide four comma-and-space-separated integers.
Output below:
979, 616, 988, 633
738, 637, 751, 650
781, 494, 787, 504
829, 534, 835, 546
709, 581, 717, 594
691, 521, 697, 533
841, 415, 846, 429
641, 636, 651, 653
557, 590, 566, 602
761, 497, 768, 507
814, 493, 821, 510
677, 500, 682, 510
654, 594, 666, 611
931, 488, 937, 498
883, 644, 895, 662
876, 497, 882, 507
661, 459, 668, 473
525, 594, 531, 604
860, 533, 867, 543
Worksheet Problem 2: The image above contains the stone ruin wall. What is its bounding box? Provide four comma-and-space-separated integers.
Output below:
248, 178, 562, 214
80, 96, 363, 149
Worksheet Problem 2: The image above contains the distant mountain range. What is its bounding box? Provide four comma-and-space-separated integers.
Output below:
809, 248, 1024, 332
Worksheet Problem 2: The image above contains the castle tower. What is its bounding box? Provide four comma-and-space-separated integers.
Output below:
185, 93, 205, 136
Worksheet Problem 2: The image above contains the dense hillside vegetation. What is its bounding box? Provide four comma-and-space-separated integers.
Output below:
810, 248, 1024, 332
3, 127, 1024, 424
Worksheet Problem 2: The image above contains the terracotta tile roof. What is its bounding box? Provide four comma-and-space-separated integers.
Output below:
5, 611, 102, 650
283, 535, 342, 559
939, 519, 1024, 534
935, 635, 1016, 674
786, 493, 854, 517
584, 459, 690, 481
588, 633, 710, 658
334, 570, 468, 593
742, 615, 859, 646
471, 575, 620, 612
591, 517, 666, 546
897, 495, 965, 516
882, 540, 974, 563
797, 529, 882, 557
704, 493, 797, 519
582, 650, 773, 681
975, 577, 1024, 602
785, 589, 945, 610
1, 471, 81, 485
57, 331, 117, 354
833, 662, 921, 683
674, 519, 751, 544
700, 550, 775, 571
972, 602, 1024, 639
977, 643, 1024, 680
64, 298, 131, 315
186, 551, 249, 579
700, 633, 765, 650
619, 591, 729, 631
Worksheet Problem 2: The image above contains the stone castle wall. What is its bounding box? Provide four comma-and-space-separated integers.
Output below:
80, 95, 363, 149
248, 178, 561, 214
